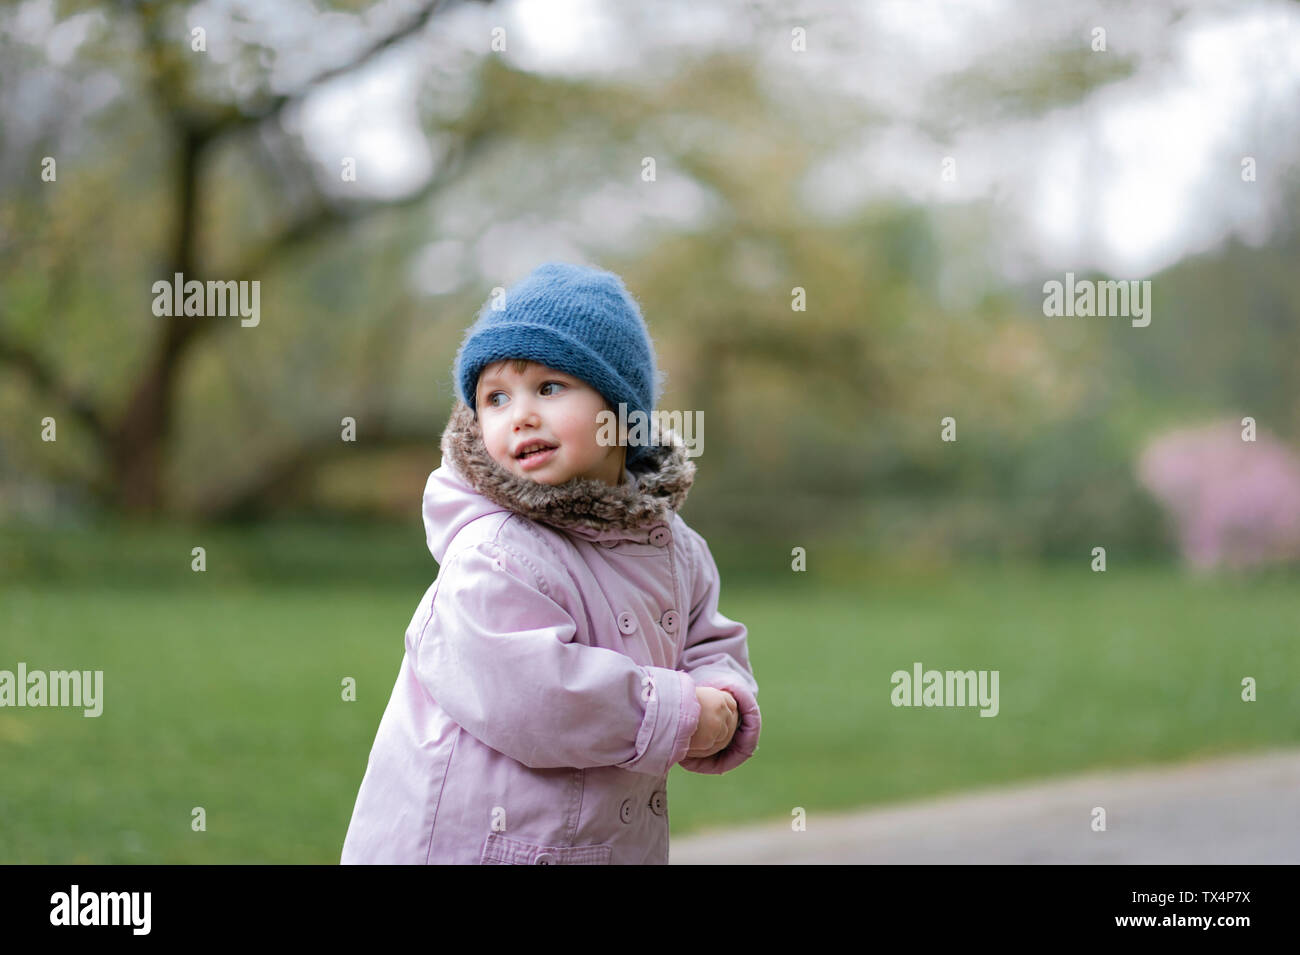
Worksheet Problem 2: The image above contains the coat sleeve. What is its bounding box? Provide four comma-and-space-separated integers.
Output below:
675, 529, 761, 775
412, 539, 701, 776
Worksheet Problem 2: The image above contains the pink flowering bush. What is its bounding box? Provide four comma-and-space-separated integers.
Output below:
1136, 421, 1300, 572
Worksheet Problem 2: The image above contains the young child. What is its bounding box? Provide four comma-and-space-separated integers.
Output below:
340, 262, 761, 865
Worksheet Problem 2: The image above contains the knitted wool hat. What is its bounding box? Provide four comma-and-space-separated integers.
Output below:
453, 262, 665, 465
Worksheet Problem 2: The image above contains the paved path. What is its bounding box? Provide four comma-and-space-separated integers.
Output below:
670, 748, 1300, 864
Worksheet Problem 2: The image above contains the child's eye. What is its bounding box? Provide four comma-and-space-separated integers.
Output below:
485, 382, 564, 407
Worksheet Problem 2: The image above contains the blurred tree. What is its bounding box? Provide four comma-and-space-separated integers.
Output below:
1, 0, 496, 515
1, 0, 1294, 567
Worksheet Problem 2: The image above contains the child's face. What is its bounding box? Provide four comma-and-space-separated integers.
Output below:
475, 360, 627, 486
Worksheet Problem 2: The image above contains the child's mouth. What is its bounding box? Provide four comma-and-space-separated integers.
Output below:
517, 446, 557, 470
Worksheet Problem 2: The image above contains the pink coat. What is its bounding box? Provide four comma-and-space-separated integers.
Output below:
341, 401, 761, 864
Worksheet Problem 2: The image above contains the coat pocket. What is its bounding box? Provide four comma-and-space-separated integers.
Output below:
479, 831, 612, 865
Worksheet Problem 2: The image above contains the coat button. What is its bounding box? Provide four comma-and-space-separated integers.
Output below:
535, 852, 556, 865
617, 612, 637, 635
649, 525, 671, 547
660, 609, 679, 634
619, 798, 633, 824
649, 790, 667, 816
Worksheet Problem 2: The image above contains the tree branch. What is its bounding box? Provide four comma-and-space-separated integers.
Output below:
224, 119, 501, 285
0, 327, 112, 440
196, 413, 440, 521
129, 0, 469, 144
205, 0, 457, 139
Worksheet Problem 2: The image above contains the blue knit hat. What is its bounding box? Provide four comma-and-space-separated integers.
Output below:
453, 262, 665, 465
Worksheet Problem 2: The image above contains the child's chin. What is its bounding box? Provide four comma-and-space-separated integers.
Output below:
509, 461, 569, 484
523, 470, 571, 485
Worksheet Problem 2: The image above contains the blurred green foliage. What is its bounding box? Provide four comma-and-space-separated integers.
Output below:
2, 2, 1298, 559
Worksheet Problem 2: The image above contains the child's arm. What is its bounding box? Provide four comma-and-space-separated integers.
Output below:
412, 540, 700, 776
675, 527, 761, 775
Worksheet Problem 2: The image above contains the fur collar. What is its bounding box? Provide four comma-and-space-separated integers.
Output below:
439, 399, 695, 536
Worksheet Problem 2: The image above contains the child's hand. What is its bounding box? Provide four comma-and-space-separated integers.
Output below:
687, 686, 738, 758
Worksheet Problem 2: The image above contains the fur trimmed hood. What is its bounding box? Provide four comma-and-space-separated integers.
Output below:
424, 399, 696, 558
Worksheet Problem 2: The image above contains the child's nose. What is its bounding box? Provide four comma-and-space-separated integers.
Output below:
512, 401, 541, 426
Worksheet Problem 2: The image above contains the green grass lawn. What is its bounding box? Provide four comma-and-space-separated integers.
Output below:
2, 521, 1297, 862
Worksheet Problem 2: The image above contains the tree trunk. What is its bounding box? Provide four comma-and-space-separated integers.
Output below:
107, 125, 202, 515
